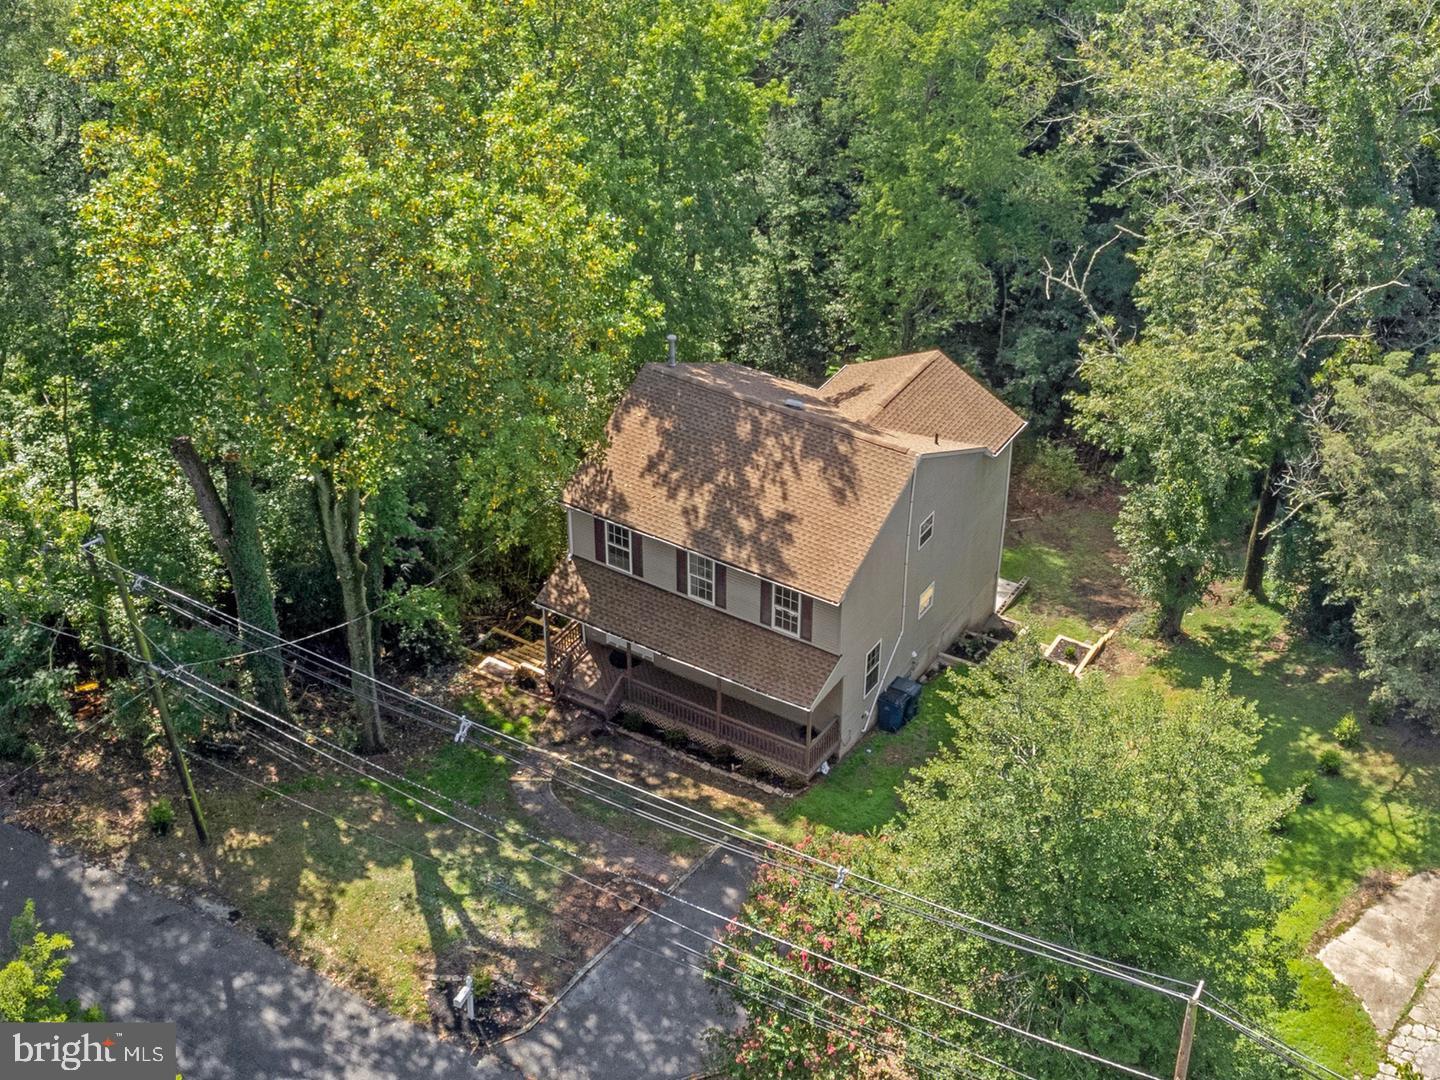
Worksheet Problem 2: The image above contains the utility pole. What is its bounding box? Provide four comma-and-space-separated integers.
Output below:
1173, 979, 1204, 1080
91, 534, 209, 847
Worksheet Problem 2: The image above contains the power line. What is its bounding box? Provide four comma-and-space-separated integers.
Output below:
169, 672, 1044, 1080
136, 573, 1198, 998
93, 553, 1340, 1079
155, 497, 560, 672
175, 713, 973, 1077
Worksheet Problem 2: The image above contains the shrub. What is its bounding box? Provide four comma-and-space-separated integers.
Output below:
0, 623, 75, 760
1317, 747, 1344, 776
1022, 441, 1098, 499
1333, 713, 1360, 748
147, 798, 175, 836
1293, 769, 1317, 805
1365, 696, 1390, 726
380, 584, 460, 671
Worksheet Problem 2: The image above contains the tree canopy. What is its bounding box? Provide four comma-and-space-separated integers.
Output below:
714, 647, 1294, 1078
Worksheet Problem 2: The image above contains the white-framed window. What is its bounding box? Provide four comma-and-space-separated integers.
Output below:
918, 511, 934, 549
918, 582, 935, 619
688, 553, 716, 605
605, 521, 632, 574
772, 584, 802, 637
864, 641, 882, 696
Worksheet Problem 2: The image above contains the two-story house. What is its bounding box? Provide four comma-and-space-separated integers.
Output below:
535, 350, 1025, 779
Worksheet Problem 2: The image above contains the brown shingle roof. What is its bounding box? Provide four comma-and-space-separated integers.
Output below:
822, 351, 1026, 455
536, 557, 839, 709
563, 363, 920, 604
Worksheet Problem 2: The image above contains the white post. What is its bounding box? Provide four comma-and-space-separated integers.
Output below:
453, 974, 475, 1022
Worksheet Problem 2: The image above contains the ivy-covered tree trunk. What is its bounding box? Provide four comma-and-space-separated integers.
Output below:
313, 467, 385, 754
220, 459, 290, 719
171, 438, 290, 720
1241, 458, 1280, 600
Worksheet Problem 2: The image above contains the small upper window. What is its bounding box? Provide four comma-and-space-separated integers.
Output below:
918, 512, 934, 549
918, 582, 935, 619
606, 521, 632, 574
772, 584, 802, 637
864, 641, 882, 695
688, 553, 716, 605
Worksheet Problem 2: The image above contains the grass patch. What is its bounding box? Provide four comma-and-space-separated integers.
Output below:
781, 672, 961, 836
787, 484, 1435, 1075
128, 765, 566, 1026
1000, 497, 1431, 1076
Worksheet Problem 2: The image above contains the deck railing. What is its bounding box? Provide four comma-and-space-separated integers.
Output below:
549, 620, 584, 687
547, 637, 841, 777
623, 675, 838, 777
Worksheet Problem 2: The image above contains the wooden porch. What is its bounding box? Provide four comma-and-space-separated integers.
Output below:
545, 619, 840, 779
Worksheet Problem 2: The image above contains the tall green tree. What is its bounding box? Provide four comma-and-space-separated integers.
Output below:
715, 645, 1294, 1078
1315, 352, 1440, 720
72, 0, 645, 750
513, 0, 779, 360
838, 0, 1087, 356
731, 0, 857, 383
1072, 0, 1439, 607
1074, 236, 1283, 637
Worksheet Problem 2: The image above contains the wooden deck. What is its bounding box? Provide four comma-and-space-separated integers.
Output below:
547, 627, 839, 778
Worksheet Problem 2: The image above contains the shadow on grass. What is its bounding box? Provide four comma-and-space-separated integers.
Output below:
145, 724, 572, 1027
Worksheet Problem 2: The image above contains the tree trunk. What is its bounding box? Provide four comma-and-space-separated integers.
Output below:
1155, 566, 1197, 641
221, 459, 290, 719
1241, 458, 1281, 601
1155, 597, 1189, 641
171, 438, 290, 719
366, 526, 385, 662
58, 376, 117, 683
313, 468, 385, 753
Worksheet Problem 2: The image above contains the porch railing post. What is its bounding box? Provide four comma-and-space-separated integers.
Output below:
541, 611, 552, 676
715, 679, 723, 726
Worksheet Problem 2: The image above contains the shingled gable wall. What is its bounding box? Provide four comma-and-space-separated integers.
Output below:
566, 505, 843, 655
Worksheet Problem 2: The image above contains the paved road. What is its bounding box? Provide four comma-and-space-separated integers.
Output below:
1, 823, 750, 1080
0, 823, 508, 1080
499, 849, 750, 1079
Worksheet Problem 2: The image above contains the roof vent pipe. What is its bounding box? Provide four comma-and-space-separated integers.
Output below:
666, 333, 677, 366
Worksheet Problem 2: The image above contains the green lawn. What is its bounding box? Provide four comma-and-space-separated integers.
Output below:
126, 721, 589, 1026
783, 494, 1439, 1076
1116, 591, 1436, 1074
778, 676, 963, 835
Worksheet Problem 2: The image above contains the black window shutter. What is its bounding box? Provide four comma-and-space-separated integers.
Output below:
631, 532, 643, 577
760, 580, 772, 626
715, 565, 727, 609
676, 548, 687, 591
801, 596, 814, 641
593, 516, 606, 565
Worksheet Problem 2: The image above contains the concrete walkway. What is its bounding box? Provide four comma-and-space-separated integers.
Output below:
1, 822, 751, 1079
0, 822, 508, 1080
498, 848, 750, 1079
1318, 871, 1440, 1077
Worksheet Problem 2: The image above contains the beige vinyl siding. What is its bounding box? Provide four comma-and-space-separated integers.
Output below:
833, 444, 1013, 750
